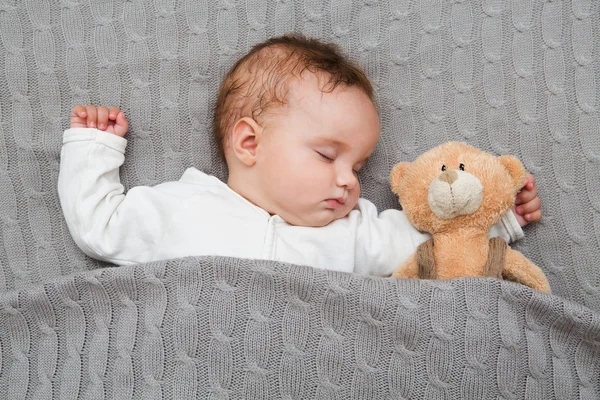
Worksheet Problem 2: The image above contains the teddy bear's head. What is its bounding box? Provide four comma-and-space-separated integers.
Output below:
390, 142, 525, 234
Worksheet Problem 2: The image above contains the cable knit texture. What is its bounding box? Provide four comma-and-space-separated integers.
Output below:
0, 0, 599, 398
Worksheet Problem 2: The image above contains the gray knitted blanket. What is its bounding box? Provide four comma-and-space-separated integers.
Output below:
1, 0, 599, 398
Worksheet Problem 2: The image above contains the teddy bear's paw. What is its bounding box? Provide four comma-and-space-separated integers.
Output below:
535, 279, 552, 293
391, 268, 412, 279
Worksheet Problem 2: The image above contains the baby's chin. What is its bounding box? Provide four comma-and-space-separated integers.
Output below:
283, 208, 352, 228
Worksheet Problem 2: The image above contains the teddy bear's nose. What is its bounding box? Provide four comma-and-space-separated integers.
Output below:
438, 170, 458, 185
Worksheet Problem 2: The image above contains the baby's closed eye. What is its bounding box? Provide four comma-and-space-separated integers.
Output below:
316, 150, 335, 162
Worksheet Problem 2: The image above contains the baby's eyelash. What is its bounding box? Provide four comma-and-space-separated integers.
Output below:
317, 151, 334, 162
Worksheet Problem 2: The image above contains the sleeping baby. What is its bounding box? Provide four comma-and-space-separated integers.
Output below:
58, 34, 542, 276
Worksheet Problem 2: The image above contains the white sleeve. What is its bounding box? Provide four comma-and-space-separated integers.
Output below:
352, 199, 430, 277
58, 128, 174, 265
490, 210, 525, 242
352, 199, 524, 277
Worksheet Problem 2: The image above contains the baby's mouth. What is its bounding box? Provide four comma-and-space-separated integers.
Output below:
325, 198, 346, 209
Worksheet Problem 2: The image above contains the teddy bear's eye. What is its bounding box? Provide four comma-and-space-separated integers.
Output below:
459, 163, 465, 171
441, 165, 447, 172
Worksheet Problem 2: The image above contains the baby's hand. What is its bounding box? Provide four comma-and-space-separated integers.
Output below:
513, 172, 542, 227
70, 105, 129, 137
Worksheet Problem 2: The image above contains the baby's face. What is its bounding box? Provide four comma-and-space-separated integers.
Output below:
254, 73, 380, 227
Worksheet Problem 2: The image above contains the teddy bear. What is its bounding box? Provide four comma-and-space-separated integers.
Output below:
389, 142, 551, 293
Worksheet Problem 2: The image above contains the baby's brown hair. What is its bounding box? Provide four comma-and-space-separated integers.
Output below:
213, 33, 374, 160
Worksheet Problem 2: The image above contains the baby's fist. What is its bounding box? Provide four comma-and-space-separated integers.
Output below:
70, 105, 129, 137
513, 172, 542, 227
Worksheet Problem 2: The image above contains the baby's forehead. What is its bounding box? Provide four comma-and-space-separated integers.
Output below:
271, 75, 379, 146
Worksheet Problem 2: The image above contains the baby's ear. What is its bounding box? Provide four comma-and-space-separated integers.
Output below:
231, 117, 262, 166
390, 162, 410, 195
498, 155, 526, 190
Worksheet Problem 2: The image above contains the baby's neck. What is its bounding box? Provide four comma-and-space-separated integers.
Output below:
227, 173, 273, 215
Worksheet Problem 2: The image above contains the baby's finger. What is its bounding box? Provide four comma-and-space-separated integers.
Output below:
517, 197, 541, 215
108, 106, 120, 120
71, 104, 87, 118
516, 185, 538, 204
520, 172, 535, 191
113, 112, 129, 137
85, 104, 97, 128
97, 106, 108, 130
526, 173, 536, 189
525, 209, 542, 223
97, 106, 109, 130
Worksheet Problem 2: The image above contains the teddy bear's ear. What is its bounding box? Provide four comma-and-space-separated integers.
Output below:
498, 155, 526, 190
390, 162, 410, 193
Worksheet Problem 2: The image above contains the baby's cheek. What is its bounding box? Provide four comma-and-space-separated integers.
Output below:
346, 187, 361, 211
353, 183, 361, 201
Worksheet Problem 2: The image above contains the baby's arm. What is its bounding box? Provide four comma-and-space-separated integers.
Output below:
352, 201, 428, 276
352, 199, 523, 277
58, 105, 171, 265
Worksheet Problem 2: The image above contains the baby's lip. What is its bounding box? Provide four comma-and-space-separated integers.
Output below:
325, 197, 346, 208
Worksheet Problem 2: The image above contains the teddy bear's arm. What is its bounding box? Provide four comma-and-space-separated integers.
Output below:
502, 249, 551, 293
391, 252, 419, 279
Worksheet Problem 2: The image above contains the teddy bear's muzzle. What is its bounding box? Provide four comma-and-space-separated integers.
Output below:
427, 170, 484, 219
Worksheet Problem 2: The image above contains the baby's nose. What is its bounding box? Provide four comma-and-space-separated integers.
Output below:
337, 170, 358, 189
438, 170, 458, 185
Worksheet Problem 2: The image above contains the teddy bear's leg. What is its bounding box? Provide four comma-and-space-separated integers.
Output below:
502, 249, 551, 293
391, 253, 420, 279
